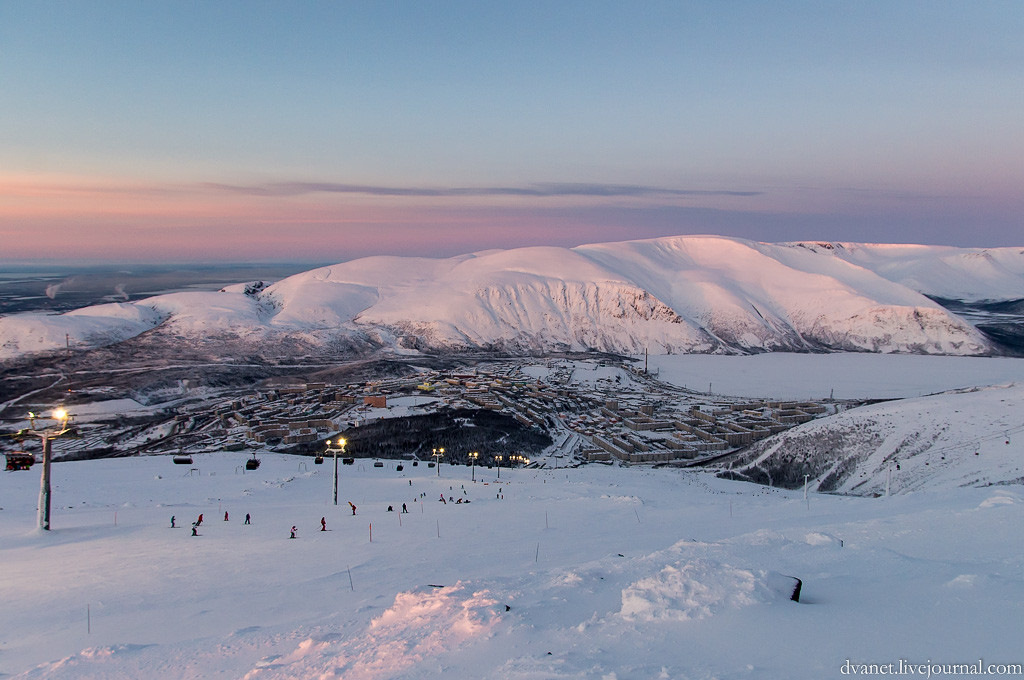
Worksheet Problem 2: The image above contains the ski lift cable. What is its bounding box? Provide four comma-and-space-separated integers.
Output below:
888, 423, 1024, 461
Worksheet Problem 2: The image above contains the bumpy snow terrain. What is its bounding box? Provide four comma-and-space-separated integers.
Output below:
3, 235, 1023, 359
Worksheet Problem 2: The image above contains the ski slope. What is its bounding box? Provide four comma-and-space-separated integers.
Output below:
2, 451, 1022, 678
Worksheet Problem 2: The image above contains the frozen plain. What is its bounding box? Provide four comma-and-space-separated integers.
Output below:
2, 354, 1024, 679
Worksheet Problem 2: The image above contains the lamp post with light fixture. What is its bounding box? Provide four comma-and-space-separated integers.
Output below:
326, 437, 346, 505
469, 451, 478, 482
25, 408, 74, 531
432, 447, 444, 476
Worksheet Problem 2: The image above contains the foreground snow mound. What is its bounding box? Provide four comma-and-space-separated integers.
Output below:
3, 234, 1014, 359
244, 584, 500, 680
619, 558, 768, 622
722, 383, 1024, 495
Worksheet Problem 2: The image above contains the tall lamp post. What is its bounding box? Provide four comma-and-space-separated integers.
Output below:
25, 408, 73, 531
494, 454, 502, 479
469, 451, 478, 482
326, 437, 346, 505
432, 447, 444, 476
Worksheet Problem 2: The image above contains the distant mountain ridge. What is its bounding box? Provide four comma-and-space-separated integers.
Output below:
2, 235, 1022, 360
782, 241, 1024, 303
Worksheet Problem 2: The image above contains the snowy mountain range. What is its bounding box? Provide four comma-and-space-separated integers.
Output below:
2, 235, 1023, 360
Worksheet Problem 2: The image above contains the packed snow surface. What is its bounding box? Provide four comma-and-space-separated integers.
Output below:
3, 449, 1023, 678
4, 235, 1021, 358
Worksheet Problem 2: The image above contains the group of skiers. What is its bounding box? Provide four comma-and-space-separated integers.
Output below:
174, 506, 360, 538
439, 484, 474, 504
173, 511, 251, 536
174, 480, 477, 539
288, 518, 327, 540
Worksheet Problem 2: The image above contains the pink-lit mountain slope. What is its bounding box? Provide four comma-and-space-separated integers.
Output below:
3, 235, 1020, 360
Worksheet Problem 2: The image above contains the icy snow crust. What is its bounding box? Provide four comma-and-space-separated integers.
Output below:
3, 235, 1019, 359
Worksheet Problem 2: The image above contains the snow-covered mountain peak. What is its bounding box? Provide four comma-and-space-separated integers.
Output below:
2, 234, 1019, 360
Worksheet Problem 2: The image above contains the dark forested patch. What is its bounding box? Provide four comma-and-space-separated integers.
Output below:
293, 408, 551, 464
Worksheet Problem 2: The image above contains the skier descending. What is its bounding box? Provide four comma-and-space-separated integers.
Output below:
321, 517, 327, 531
290, 526, 297, 539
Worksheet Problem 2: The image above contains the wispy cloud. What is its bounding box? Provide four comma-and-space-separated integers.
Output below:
203, 181, 762, 199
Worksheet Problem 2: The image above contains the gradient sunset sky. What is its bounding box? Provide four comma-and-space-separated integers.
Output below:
2, 1, 1022, 263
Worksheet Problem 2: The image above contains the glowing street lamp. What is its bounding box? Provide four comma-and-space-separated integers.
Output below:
469, 451, 478, 482
25, 408, 73, 531
326, 437, 347, 505
494, 454, 503, 479
432, 447, 445, 476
